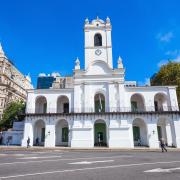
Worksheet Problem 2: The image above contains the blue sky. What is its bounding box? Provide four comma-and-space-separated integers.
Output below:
0, 0, 180, 87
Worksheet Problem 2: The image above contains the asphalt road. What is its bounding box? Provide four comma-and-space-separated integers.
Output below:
0, 149, 180, 179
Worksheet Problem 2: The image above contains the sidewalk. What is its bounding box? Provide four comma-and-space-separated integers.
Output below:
0, 145, 180, 152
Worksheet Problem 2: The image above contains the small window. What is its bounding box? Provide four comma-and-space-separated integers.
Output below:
94, 33, 102, 46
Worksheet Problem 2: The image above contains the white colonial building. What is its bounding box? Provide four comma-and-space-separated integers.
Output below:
22, 17, 180, 148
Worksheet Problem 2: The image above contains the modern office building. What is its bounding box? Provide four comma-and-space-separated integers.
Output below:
37, 74, 56, 89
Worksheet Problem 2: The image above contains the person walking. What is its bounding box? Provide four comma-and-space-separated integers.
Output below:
6, 137, 10, 146
27, 137, 30, 148
137, 138, 141, 146
0, 135, 3, 145
35, 137, 39, 146
160, 138, 167, 152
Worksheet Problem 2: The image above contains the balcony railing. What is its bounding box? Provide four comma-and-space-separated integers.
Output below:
26, 106, 180, 114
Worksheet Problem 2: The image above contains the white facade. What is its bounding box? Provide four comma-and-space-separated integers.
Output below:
22, 17, 180, 148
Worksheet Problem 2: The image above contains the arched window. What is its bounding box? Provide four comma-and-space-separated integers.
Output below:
94, 93, 105, 113
94, 33, 102, 46
130, 94, 145, 112
154, 93, 168, 111
35, 96, 47, 114
57, 96, 69, 113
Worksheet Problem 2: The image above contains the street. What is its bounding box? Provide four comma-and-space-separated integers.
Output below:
0, 149, 180, 179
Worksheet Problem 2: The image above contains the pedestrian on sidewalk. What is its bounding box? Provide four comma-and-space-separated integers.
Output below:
6, 137, 10, 146
137, 138, 141, 146
0, 135, 3, 145
35, 137, 39, 146
27, 137, 30, 148
160, 138, 167, 152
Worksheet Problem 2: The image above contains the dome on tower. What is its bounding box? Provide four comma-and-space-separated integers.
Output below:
91, 16, 105, 25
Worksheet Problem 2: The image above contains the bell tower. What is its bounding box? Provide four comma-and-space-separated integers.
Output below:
84, 17, 113, 69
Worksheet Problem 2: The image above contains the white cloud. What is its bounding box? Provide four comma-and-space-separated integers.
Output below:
174, 56, 180, 62
158, 55, 180, 67
165, 49, 180, 56
157, 32, 174, 42
157, 60, 169, 67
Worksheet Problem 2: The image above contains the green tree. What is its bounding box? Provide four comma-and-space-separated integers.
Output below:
0, 101, 25, 130
150, 61, 180, 106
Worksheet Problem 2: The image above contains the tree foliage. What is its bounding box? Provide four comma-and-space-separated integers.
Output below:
0, 101, 25, 130
150, 61, 180, 106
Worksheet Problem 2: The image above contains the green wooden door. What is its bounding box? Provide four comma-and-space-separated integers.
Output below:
41, 128, 45, 142
94, 123, 106, 145
133, 126, 140, 141
62, 127, 68, 142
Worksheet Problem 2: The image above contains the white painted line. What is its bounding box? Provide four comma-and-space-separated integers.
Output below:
31, 151, 63, 154
0, 154, 7, 156
17, 156, 62, 160
13, 154, 27, 157
69, 160, 114, 165
1, 160, 180, 179
144, 167, 180, 173
31, 152, 52, 154
0, 154, 26, 157
0, 155, 132, 166
53, 150, 65, 152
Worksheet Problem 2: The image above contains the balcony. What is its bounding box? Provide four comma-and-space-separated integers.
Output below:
26, 106, 180, 116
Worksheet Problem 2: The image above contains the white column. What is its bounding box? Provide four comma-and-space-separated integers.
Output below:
48, 95, 57, 113
129, 122, 134, 148
21, 118, 33, 147
170, 115, 180, 147
166, 124, 172, 146
71, 115, 93, 147
168, 87, 179, 111
146, 116, 159, 148
108, 83, 116, 112
118, 84, 126, 111
44, 118, 55, 147
74, 84, 82, 112
84, 84, 93, 112
106, 118, 110, 147
68, 119, 73, 147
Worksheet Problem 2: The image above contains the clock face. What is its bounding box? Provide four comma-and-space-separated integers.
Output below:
95, 49, 102, 56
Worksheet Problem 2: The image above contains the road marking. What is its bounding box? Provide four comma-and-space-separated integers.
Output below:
0, 154, 7, 157
31, 152, 53, 154
53, 150, 65, 152
69, 160, 114, 165
0, 155, 132, 166
5, 154, 26, 157
1, 160, 180, 179
0, 154, 28, 157
144, 167, 180, 173
17, 156, 62, 160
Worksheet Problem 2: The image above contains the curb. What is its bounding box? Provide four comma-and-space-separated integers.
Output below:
0, 146, 180, 152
